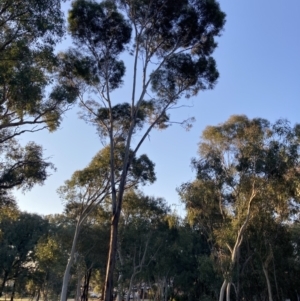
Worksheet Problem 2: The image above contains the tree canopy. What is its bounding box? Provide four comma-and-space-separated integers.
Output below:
59, 1, 226, 299
180, 115, 300, 301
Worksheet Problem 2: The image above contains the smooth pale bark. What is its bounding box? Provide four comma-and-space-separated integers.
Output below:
61, 221, 81, 301
219, 186, 256, 301
262, 262, 273, 301
104, 213, 120, 301
61, 191, 108, 301
126, 278, 134, 301
272, 252, 280, 298
116, 249, 124, 301
103, 92, 136, 301
115, 273, 123, 301
226, 282, 231, 301
102, 18, 176, 300
125, 239, 150, 301
219, 280, 228, 301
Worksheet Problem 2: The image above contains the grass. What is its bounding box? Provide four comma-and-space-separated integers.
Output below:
0, 298, 75, 301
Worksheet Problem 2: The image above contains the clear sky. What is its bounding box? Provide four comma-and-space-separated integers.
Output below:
15, 1, 300, 216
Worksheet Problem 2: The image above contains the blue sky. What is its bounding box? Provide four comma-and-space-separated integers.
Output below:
15, 1, 300, 216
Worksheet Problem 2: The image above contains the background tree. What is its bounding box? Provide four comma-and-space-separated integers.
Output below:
76, 216, 110, 301
29, 213, 82, 301
179, 115, 300, 301
59, 1, 226, 300
241, 211, 295, 301
117, 190, 169, 301
0, 0, 76, 135
0, 212, 49, 298
0, 0, 78, 206
58, 145, 155, 301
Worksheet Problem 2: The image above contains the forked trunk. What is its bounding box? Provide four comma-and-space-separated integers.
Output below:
219, 280, 227, 301
219, 186, 256, 301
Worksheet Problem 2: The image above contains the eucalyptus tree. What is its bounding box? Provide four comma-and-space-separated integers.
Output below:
241, 210, 296, 301
0, 0, 79, 203
58, 1, 225, 299
58, 145, 155, 301
117, 190, 169, 301
73, 216, 110, 301
0, 0, 76, 135
0, 212, 49, 298
179, 115, 300, 301
33, 235, 68, 301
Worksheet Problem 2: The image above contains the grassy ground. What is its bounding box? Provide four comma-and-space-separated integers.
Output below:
0, 299, 29, 301
0, 298, 97, 301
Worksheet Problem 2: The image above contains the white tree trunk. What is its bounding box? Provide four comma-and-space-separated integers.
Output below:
262, 264, 273, 301
126, 274, 136, 301
219, 280, 227, 301
218, 186, 256, 301
61, 221, 81, 301
226, 282, 231, 301
116, 274, 123, 301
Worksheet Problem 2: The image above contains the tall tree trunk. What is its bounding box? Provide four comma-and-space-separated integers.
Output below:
226, 283, 231, 301
272, 254, 279, 299
219, 280, 227, 301
116, 249, 124, 301
80, 273, 86, 301
86, 269, 92, 301
61, 221, 81, 301
262, 264, 273, 301
80, 269, 92, 301
219, 186, 256, 301
104, 213, 120, 301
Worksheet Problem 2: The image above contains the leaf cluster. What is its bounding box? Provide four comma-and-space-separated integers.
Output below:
0, 141, 54, 192
58, 145, 156, 211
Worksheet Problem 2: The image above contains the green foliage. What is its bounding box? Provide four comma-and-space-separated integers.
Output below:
65, 0, 132, 93
59, 0, 226, 143
0, 0, 77, 208
151, 54, 219, 100
26, 215, 76, 300
0, 212, 49, 296
180, 115, 300, 300
190, 115, 300, 214
117, 0, 224, 54
0, 142, 54, 191
60, 1, 226, 299
58, 145, 156, 214
117, 191, 171, 297
68, 0, 132, 56
0, 0, 64, 50
0, 0, 75, 134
